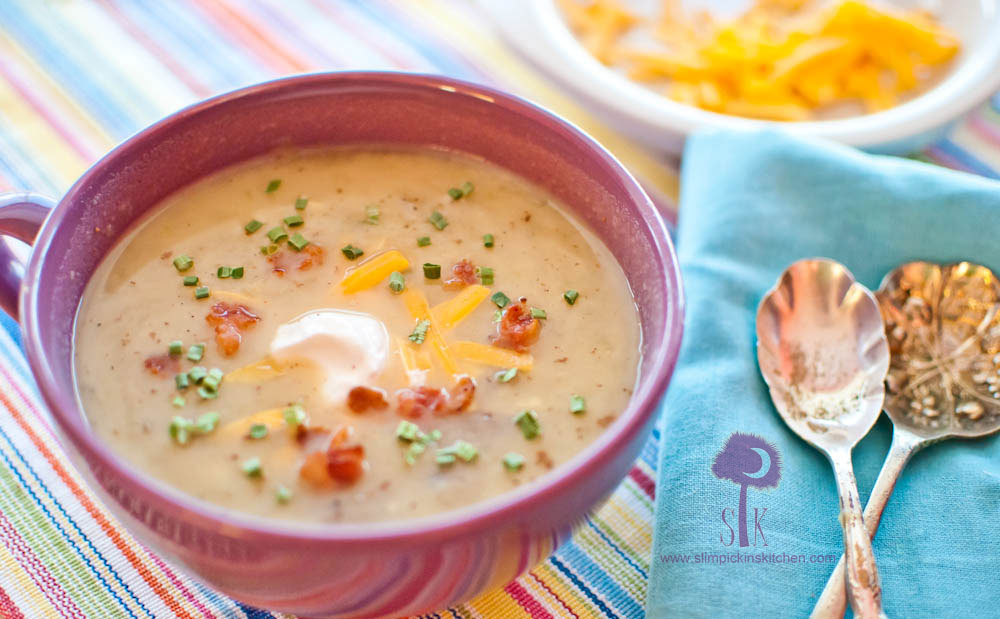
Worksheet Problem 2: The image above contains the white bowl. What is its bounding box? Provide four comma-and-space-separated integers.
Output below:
483, 0, 1000, 155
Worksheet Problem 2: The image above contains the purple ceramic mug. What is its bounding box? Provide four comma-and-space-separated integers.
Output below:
0, 73, 683, 617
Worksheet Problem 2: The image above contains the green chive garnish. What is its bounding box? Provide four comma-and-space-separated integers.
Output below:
493, 309, 502, 323
435, 450, 456, 465
341, 244, 363, 260
283, 404, 307, 428
208, 367, 224, 382
503, 452, 525, 471
283, 215, 304, 227
408, 319, 430, 344
288, 233, 309, 251
417, 236, 431, 247
194, 286, 210, 300
396, 420, 420, 441
478, 267, 494, 286
483, 233, 494, 248
389, 271, 405, 294
182, 275, 199, 286
436, 441, 477, 466
186, 344, 205, 362
364, 205, 380, 225
496, 367, 518, 383
193, 412, 220, 434
173, 255, 193, 272
188, 366, 208, 383
245, 219, 263, 234
248, 423, 268, 440
491, 291, 510, 308
169, 416, 192, 445
201, 375, 220, 392
261, 244, 279, 256
175, 373, 189, 390
276, 486, 292, 504
217, 266, 232, 279
231, 266, 244, 279
407, 442, 428, 465
448, 182, 474, 200
242, 457, 262, 477
197, 386, 218, 400
428, 211, 448, 230
447, 187, 463, 200
564, 289, 579, 305
172, 395, 186, 408
461, 181, 474, 196
295, 196, 308, 210
530, 307, 547, 319
265, 179, 281, 193
423, 263, 441, 279
514, 409, 541, 439
570, 395, 586, 414
169, 340, 183, 356
266, 227, 287, 243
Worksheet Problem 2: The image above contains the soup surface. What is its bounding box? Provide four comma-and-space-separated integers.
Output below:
74, 148, 640, 524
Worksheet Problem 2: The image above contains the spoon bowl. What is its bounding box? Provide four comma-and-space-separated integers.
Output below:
757, 258, 889, 619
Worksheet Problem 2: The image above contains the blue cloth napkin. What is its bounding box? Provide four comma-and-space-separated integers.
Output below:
647, 130, 1000, 618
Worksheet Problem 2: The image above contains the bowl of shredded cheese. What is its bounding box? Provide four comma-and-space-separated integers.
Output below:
484, 0, 1000, 154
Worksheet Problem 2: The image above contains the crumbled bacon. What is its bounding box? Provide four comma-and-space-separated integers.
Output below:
205, 302, 260, 356
143, 353, 178, 376
267, 244, 324, 276
394, 375, 477, 418
299, 427, 365, 486
327, 445, 365, 484
347, 386, 389, 413
491, 299, 541, 352
443, 259, 477, 290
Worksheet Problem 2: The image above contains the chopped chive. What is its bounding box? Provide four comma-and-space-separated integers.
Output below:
197, 386, 218, 400
447, 187, 463, 200
201, 375, 220, 392
435, 450, 456, 465
514, 409, 541, 439
194, 286, 210, 300
396, 420, 420, 441
530, 307, 547, 319
231, 266, 244, 279
503, 452, 525, 471
248, 423, 269, 439
428, 210, 448, 230
188, 366, 208, 383
408, 319, 430, 344
172, 395, 186, 408
208, 367, 224, 381
174, 373, 189, 390
283, 215, 304, 227
483, 233, 495, 248
388, 271, 405, 294
169, 340, 183, 356
492, 309, 502, 323
288, 233, 309, 251
491, 291, 510, 308
283, 404, 307, 428
169, 416, 192, 445
265, 179, 281, 193
496, 367, 518, 383
244, 219, 263, 234
428, 429, 442, 442
241, 456, 262, 477
217, 266, 232, 279
448, 182, 474, 200
173, 255, 193, 272
564, 289, 579, 305
341, 244, 364, 260
295, 196, 308, 210
193, 412, 220, 434
453, 440, 477, 461
423, 263, 441, 279
266, 227, 287, 243
186, 344, 205, 362
460, 181, 474, 196
260, 244, 279, 256
275, 486, 293, 504
364, 205, 380, 225
406, 441, 427, 465
182, 275, 199, 286
417, 236, 431, 247
570, 395, 586, 414
478, 266, 494, 286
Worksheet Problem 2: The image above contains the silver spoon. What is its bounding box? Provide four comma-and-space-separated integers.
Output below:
810, 261, 1000, 618
757, 258, 889, 619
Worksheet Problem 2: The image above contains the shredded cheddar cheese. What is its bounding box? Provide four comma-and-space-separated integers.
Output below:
559, 0, 960, 119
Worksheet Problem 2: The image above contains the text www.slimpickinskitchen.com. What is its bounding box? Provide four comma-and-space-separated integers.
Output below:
659, 551, 838, 565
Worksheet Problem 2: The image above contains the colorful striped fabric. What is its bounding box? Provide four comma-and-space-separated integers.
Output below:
0, 2, 996, 618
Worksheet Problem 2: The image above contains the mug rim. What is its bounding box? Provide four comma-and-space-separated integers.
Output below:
19, 71, 685, 543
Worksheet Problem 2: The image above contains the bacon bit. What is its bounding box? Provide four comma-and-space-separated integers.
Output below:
491, 299, 541, 352
297, 244, 324, 271
299, 451, 332, 487
205, 302, 260, 356
143, 353, 178, 376
443, 259, 477, 290
267, 244, 324, 276
347, 386, 389, 413
395, 375, 477, 418
300, 427, 365, 486
327, 445, 365, 484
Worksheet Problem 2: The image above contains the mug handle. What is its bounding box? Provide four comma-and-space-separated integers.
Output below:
0, 192, 55, 321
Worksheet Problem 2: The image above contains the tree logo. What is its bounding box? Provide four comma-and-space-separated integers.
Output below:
711, 432, 781, 547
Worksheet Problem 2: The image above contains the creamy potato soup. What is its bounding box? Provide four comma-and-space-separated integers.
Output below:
74, 148, 640, 523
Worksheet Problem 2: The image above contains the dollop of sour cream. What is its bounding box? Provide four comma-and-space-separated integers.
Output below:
269, 309, 389, 404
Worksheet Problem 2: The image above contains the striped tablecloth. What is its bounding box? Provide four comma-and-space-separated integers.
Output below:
0, 2, 997, 618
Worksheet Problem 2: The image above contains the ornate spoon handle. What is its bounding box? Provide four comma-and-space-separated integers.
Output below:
812, 429, 923, 619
